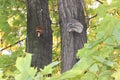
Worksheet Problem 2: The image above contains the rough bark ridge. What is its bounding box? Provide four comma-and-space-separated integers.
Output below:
58, 0, 87, 72
26, 0, 52, 68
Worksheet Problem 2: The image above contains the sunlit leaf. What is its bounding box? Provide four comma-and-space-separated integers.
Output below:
112, 69, 120, 80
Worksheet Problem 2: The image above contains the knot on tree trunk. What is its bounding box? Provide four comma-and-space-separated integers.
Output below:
66, 19, 83, 33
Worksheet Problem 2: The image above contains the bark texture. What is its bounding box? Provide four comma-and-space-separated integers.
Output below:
58, 0, 87, 72
26, 0, 52, 68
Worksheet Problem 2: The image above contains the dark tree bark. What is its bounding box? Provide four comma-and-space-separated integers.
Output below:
26, 0, 52, 68
58, 0, 87, 72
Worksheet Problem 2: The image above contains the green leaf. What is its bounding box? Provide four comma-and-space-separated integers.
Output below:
0, 71, 5, 80
93, 56, 115, 67
112, 22, 120, 42
86, 38, 106, 49
15, 53, 32, 72
98, 70, 113, 80
50, 69, 83, 80
97, 4, 107, 17
40, 61, 60, 75
112, 69, 120, 80
80, 72, 96, 80
15, 53, 37, 80
89, 63, 99, 74
73, 57, 95, 70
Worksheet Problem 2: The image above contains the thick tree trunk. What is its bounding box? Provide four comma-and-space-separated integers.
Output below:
26, 0, 52, 68
58, 0, 87, 72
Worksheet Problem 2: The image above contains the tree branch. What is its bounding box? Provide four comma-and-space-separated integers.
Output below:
89, 14, 97, 20
0, 38, 26, 52
96, 0, 103, 4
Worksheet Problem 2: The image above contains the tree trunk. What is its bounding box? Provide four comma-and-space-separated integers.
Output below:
26, 0, 52, 69
58, 0, 87, 72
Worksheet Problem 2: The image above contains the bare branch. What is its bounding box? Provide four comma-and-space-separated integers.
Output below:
96, 0, 103, 4
89, 14, 97, 20
0, 38, 26, 52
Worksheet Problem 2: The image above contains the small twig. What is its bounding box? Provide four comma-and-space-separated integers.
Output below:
0, 38, 26, 52
89, 14, 97, 20
96, 0, 103, 4
87, 14, 97, 26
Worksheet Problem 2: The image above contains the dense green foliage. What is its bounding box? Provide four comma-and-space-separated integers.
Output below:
0, 0, 120, 80
0, 0, 26, 79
